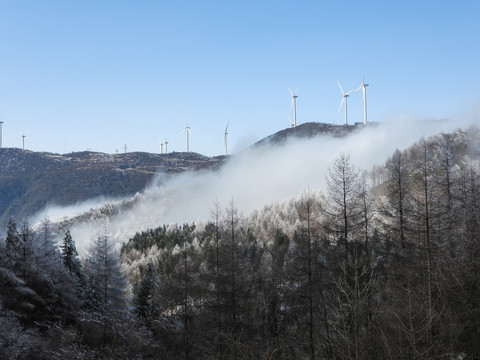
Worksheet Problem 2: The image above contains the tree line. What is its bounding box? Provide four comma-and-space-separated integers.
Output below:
1, 127, 480, 359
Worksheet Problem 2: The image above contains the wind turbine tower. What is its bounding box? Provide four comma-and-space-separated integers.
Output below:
224, 122, 229, 155
164, 139, 168, 154
21, 133, 26, 150
0, 121, 3, 148
160, 141, 164, 154
355, 74, 369, 124
287, 114, 294, 128
337, 80, 354, 125
288, 87, 299, 127
180, 117, 192, 152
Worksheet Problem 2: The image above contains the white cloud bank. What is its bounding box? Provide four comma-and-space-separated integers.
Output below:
34, 115, 479, 256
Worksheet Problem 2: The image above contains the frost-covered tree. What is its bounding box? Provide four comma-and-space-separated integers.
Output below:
381, 149, 412, 251
133, 260, 157, 321
295, 191, 319, 360
5, 218, 22, 268
328, 250, 379, 360
0, 300, 43, 359
61, 229, 86, 291
4, 219, 38, 282
223, 199, 241, 360
35, 217, 63, 278
1, 219, 66, 324
85, 230, 127, 312
325, 153, 365, 260
449, 161, 480, 355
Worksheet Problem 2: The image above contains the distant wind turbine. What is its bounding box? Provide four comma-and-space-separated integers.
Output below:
180, 116, 192, 152
354, 74, 369, 124
288, 87, 299, 127
160, 141, 164, 154
337, 80, 354, 125
21, 132, 26, 150
224, 122, 229, 155
164, 139, 168, 154
0, 121, 4, 148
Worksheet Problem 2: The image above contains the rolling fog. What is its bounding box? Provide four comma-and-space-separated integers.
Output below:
33, 114, 478, 255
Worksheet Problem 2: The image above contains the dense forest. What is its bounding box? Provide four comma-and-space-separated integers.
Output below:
1, 127, 480, 359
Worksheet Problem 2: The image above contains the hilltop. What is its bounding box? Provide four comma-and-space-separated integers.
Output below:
254, 121, 372, 147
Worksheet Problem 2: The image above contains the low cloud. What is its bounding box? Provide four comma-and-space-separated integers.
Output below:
34, 116, 477, 256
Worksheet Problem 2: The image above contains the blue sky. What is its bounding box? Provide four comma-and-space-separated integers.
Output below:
0, 1, 479, 156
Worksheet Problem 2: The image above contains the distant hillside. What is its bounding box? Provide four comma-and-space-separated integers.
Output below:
0, 122, 375, 228
0, 149, 224, 227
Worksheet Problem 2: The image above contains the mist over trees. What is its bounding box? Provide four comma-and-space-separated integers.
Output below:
1, 127, 480, 359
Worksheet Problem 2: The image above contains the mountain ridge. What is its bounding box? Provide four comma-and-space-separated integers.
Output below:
0, 148, 225, 227
0, 122, 367, 227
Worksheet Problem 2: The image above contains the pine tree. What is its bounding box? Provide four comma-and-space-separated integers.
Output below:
61, 229, 86, 291
35, 217, 63, 278
133, 260, 157, 321
0, 301, 39, 359
3, 219, 65, 324
5, 218, 22, 268
85, 230, 127, 312
16, 220, 36, 279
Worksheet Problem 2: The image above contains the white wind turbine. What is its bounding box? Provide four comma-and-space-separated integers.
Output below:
21, 132, 26, 150
288, 87, 298, 127
286, 114, 294, 128
337, 80, 354, 125
159, 141, 164, 154
180, 116, 192, 152
164, 139, 168, 154
354, 74, 369, 124
224, 122, 229, 156
0, 121, 4, 148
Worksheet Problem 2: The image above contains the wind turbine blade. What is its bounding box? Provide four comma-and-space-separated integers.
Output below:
287, 114, 292, 126
337, 80, 344, 95
345, 88, 354, 96
288, 87, 293, 96
225, 122, 229, 133
294, 88, 299, 95
337, 98, 344, 114
363, 73, 365, 85
354, 84, 363, 93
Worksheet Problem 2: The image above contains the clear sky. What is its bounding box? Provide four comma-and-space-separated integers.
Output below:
0, 0, 479, 156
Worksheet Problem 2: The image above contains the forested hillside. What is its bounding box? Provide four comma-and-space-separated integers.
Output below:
0, 149, 224, 227
1, 126, 480, 359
